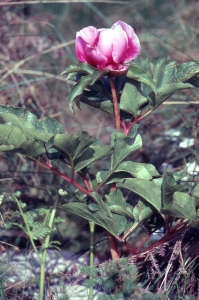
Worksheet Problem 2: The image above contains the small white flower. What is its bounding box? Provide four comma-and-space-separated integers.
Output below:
164, 129, 181, 141
179, 138, 194, 148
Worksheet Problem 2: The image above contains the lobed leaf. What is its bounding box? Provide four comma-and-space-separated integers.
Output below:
156, 61, 177, 88
133, 200, 153, 222
62, 202, 118, 236
0, 105, 64, 135
114, 161, 159, 180
120, 80, 148, 118
68, 75, 93, 112
80, 91, 113, 115
74, 143, 113, 172
176, 62, 199, 82
148, 56, 168, 84
106, 190, 128, 235
110, 128, 142, 170
127, 64, 156, 92
151, 82, 194, 108
90, 192, 112, 216
161, 192, 196, 221
117, 178, 161, 211
161, 169, 187, 207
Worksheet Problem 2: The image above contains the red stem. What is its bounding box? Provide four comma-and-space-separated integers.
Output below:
125, 109, 152, 135
109, 76, 120, 131
108, 232, 120, 259
108, 77, 122, 259
78, 172, 92, 192
37, 159, 90, 196
140, 225, 187, 254
124, 241, 137, 255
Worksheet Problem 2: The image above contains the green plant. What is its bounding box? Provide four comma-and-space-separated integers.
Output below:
0, 17, 199, 299
80, 257, 139, 299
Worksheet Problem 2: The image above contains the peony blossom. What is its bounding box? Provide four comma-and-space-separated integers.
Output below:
75, 20, 140, 73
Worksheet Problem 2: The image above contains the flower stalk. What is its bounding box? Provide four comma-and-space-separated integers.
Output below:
109, 76, 121, 131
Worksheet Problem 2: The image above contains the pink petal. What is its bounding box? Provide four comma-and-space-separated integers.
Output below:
76, 26, 99, 46
112, 20, 140, 62
112, 25, 128, 63
75, 36, 88, 62
124, 32, 140, 62
85, 46, 107, 68
106, 63, 128, 72
97, 29, 114, 64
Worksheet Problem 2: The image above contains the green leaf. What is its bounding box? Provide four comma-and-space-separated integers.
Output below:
0, 106, 66, 158
106, 190, 128, 235
96, 171, 132, 185
73, 130, 95, 159
176, 62, 199, 82
0, 105, 64, 135
148, 56, 168, 84
114, 214, 127, 235
110, 128, 142, 170
0, 124, 27, 148
106, 189, 126, 207
61, 62, 99, 76
127, 64, 156, 92
123, 222, 134, 234
31, 222, 50, 240
96, 170, 109, 184
146, 57, 199, 108
0, 125, 47, 159
161, 169, 187, 207
156, 61, 177, 88
80, 92, 113, 115
90, 192, 112, 216
68, 75, 93, 112
109, 205, 134, 220
120, 80, 148, 117
46, 130, 94, 164
151, 82, 194, 108
88, 203, 100, 211
62, 202, 118, 236
114, 161, 159, 180
61, 64, 83, 76
117, 178, 161, 211
133, 200, 153, 222
0, 112, 45, 141
39, 116, 64, 134
20, 139, 47, 158
64, 63, 108, 112
143, 164, 160, 177
74, 143, 113, 172
161, 192, 196, 221
45, 133, 80, 162
88, 173, 98, 191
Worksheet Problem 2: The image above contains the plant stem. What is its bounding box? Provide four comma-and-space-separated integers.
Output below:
36, 159, 122, 261
125, 109, 152, 135
89, 221, 95, 300
13, 194, 40, 258
108, 77, 123, 259
0, 280, 6, 300
142, 225, 188, 254
108, 232, 120, 260
39, 189, 59, 300
35, 159, 90, 196
124, 241, 137, 255
109, 76, 120, 131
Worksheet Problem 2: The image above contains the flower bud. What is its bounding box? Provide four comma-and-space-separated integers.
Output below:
75, 20, 140, 74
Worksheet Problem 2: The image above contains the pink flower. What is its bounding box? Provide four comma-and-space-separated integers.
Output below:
75, 21, 140, 74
